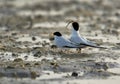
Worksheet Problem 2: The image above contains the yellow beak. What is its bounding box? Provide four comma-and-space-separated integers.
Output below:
49, 33, 54, 41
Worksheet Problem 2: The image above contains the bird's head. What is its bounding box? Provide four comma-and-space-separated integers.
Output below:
72, 22, 79, 31
53, 32, 62, 37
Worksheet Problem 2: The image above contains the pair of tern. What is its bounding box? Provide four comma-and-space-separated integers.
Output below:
53, 22, 106, 49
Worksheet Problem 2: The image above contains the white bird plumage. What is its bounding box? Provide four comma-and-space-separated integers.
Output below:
53, 32, 85, 48
52, 22, 106, 50
69, 22, 106, 48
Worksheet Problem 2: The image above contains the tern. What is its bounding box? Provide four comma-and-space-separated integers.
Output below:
53, 32, 85, 48
69, 22, 106, 49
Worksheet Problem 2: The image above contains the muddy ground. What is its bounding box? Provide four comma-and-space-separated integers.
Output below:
0, 0, 120, 84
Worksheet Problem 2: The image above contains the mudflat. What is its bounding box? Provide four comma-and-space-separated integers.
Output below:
0, 0, 120, 84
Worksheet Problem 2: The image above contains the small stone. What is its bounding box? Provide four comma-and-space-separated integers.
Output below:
103, 63, 109, 71
32, 37, 36, 41
33, 51, 42, 57
25, 63, 31, 66
116, 43, 120, 45
41, 59, 48, 62
20, 64, 25, 68
12, 53, 18, 57
11, 32, 17, 36
95, 33, 98, 36
71, 72, 78, 77
34, 62, 40, 66
24, 56, 28, 60
50, 62, 55, 66
50, 62, 59, 68
30, 71, 39, 79
51, 45, 57, 48
95, 63, 101, 66
13, 58, 23, 62
6, 66, 15, 69
115, 12, 120, 16
50, 62, 58, 66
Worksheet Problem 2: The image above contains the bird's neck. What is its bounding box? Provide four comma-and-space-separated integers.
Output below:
71, 29, 80, 37
54, 36, 63, 40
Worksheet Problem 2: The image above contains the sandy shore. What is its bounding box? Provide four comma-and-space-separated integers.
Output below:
0, 0, 120, 84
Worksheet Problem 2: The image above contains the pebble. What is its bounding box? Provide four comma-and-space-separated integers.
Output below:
33, 51, 42, 57
32, 36, 36, 41
13, 58, 23, 62
6, 66, 15, 69
12, 53, 18, 57
30, 71, 39, 79
51, 45, 57, 48
71, 72, 78, 77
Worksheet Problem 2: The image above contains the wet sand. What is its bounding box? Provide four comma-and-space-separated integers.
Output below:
0, 0, 120, 84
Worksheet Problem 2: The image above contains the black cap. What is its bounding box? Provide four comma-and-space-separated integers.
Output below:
72, 22, 79, 31
53, 32, 62, 36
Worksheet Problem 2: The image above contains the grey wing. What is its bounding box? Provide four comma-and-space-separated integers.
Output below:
67, 38, 86, 48
80, 43, 107, 49
80, 37, 98, 46
75, 37, 106, 48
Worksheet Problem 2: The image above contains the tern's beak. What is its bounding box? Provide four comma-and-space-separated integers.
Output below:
49, 33, 54, 41
65, 20, 74, 29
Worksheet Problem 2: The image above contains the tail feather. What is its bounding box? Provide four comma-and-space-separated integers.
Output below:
80, 43, 107, 49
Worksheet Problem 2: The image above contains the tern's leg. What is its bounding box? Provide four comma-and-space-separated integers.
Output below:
76, 48, 81, 53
